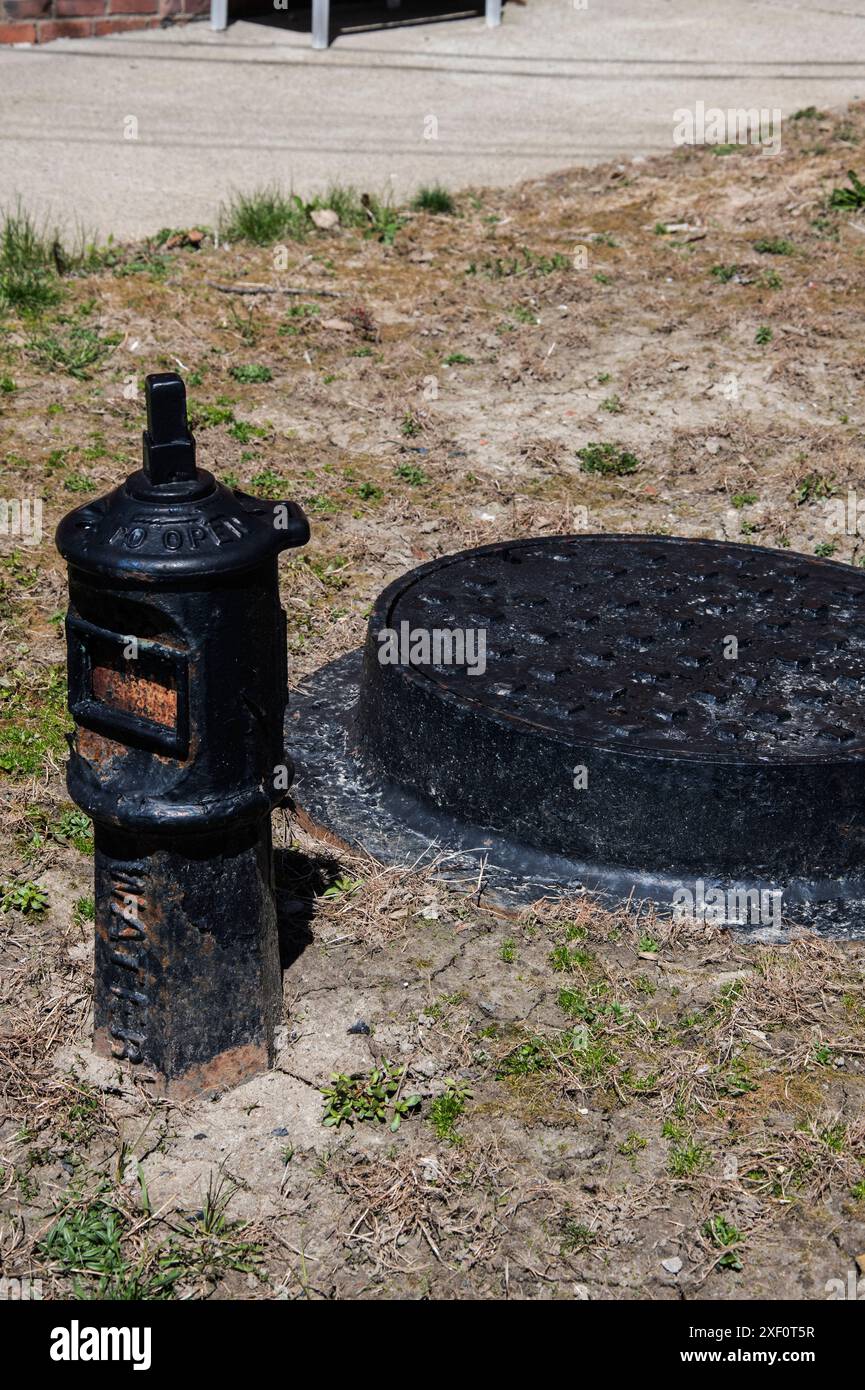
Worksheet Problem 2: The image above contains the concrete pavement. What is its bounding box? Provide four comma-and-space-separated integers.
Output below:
1, 0, 864, 240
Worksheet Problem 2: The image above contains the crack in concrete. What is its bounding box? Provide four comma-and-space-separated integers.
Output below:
274, 1066, 320, 1091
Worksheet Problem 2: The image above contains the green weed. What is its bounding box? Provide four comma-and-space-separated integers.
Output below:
1, 881, 48, 914
219, 188, 309, 244
619, 1132, 648, 1158
794, 471, 836, 505
428, 1079, 472, 1144
550, 944, 595, 973
321, 1062, 421, 1131
0, 666, 69, 777
703, 1214, 743, 1270
829, 170, 865, 211
496, 1037, 551, 1077
576, 441, 640, 476
668, 1138, 710, 1177
229, 364, 273, 383
753, 237, 795, 256
29, 323, 118, 378
395, 461, 428, 486
411, 185, 455, 215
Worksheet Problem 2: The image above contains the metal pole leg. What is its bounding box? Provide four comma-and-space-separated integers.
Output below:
312, 0, 330, 48
485, 0, 501, 26
210, 0, 228, 31
93, 824, 282, 1096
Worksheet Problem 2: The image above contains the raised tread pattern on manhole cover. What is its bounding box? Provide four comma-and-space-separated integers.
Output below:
387, 535, 865, 760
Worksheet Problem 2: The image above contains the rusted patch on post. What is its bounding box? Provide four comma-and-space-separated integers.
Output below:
76, 724, 127, 767
159, 1041, 271, 1098
92, 1033, 270, 1097
92, 662, 177, 730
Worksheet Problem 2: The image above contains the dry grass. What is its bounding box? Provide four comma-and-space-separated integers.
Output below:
3, 103, 865, 1299
331, 1141, 508, 1274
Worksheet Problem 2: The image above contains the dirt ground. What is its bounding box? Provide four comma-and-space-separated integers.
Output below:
2, 104, 865, 1300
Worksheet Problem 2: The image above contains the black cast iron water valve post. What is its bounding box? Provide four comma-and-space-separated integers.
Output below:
56, 373, 309, 1095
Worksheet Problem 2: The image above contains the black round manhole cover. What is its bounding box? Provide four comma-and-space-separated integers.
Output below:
291, 535, 865, 937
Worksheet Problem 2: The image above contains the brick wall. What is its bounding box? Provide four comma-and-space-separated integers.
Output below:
0, 0, 211, 44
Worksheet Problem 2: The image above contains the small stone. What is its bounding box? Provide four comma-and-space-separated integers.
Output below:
311, 208, 340, 230
193, 1132, 207, 1140
271, 1127, 290, 1137
662, 1256, 683, 1275
348, 1020, 371, 1035
320, 317, 354, 332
